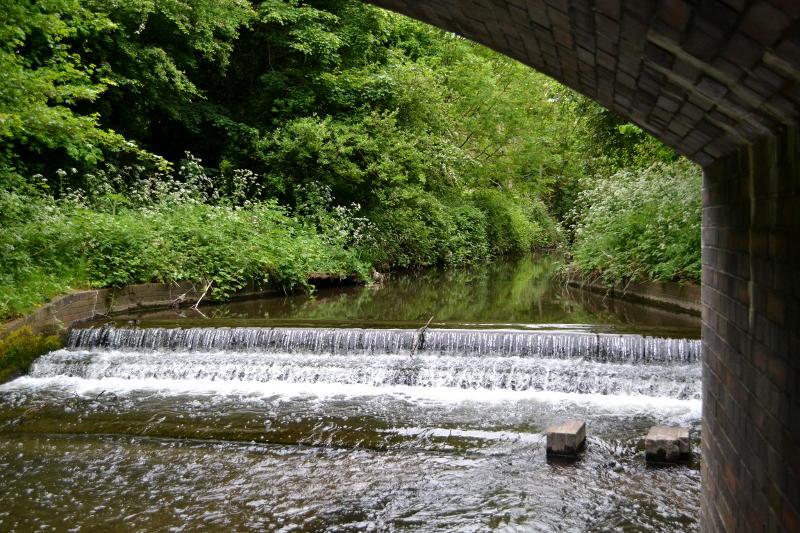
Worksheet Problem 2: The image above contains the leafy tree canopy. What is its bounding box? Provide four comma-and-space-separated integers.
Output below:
0, 0, 699, 320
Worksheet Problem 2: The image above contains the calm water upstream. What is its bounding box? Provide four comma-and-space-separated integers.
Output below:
0, 255, 702, 532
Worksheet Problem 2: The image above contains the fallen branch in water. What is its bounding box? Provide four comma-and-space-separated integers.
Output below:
410, 315, 434, 356
190, 279, 213, 310
191, 306, 209, 319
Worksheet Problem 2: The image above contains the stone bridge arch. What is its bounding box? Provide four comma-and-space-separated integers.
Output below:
365, 1, 800, 531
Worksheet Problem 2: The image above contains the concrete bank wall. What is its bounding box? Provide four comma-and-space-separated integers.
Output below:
566, 276, 701, 316
2, 275, 358, 337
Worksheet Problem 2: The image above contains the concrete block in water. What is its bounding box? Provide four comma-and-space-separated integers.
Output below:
546, 420, 586, 457
645, 426, 690, 463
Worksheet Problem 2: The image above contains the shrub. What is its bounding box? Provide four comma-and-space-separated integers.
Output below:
440, 202, 490, 265
368, 201, 443, 269
470, 189, 560, 255
0, 187, 370, 320
569, 159, 701, 283
366, 188, 561, 269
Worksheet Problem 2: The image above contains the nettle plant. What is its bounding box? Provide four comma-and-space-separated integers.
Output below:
570, 159, 701, 284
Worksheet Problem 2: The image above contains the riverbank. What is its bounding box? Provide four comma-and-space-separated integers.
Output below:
2, 274, 364, 338
0, 274, 362, 384
562, 270, 700, 316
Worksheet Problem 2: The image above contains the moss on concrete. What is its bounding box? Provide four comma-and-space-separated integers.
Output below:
0, 326, 63, 384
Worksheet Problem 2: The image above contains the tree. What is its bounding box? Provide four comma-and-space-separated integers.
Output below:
0, 0, 126, 187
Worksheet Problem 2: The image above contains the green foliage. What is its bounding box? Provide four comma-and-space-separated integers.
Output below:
367, 189, 560, 269
471, 190, 561, 255
78, 0, 255, 146
368, 195, 490, 269
0, 0, 700, 323
257, 112, 459, 209
0, 0, 125, 184
0, 327, 62, 383
75, 202, 365, 297
0, 172, 369, 320
570, 159, 702, 284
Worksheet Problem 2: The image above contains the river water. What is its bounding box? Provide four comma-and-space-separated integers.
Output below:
0, 255, 702, 532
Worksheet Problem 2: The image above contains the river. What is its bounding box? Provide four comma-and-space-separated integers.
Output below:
0, 254, 702, 532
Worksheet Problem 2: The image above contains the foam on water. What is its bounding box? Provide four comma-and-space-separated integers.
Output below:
2, 373, 701, 422
0, 326, 703, 413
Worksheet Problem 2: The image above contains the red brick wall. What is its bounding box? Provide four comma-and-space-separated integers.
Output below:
702, 125, 799, 532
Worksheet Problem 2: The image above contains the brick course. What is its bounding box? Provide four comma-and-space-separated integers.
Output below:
368, 0, 799, 165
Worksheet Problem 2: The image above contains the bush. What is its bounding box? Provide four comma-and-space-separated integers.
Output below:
0, 186, 370, 320
0, 327, 62, 383
440, 202, 491, 265
521, 195, 562, 249
365, 189, 560, 269
569, 159, 701, 283
470, 189, 560, 255
365, 194, 486, 269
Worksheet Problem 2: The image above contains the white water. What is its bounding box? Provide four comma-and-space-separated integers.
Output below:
2, 326, 703, 409
25, 348, 700, 399
67, 326, 701, 363
1, 325, 703, 532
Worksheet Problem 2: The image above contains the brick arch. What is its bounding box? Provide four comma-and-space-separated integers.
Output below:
369, 1, 799, 165
366, 1, 800, 531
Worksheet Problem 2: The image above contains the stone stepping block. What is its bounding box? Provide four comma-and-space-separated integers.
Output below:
546, 419, 586, 457
645, 426, 690, 463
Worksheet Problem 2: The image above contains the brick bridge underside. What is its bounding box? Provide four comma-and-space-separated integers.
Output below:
364, 1, 800, 531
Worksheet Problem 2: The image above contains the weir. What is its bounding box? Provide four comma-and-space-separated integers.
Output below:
2, 308, 704, 530
23, 326, 703, 399
68, 326, 701, 363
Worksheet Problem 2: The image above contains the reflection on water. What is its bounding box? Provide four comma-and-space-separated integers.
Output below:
0, 254, 702, 532
106, 254, 700, 338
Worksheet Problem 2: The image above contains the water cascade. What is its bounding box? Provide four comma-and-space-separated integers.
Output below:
67, 326, 700, 363
24, 326, 703, 399
0, 258, 704, 532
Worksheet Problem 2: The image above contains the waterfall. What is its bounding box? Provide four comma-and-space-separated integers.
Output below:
67, 326, 701, 364
14, 326, 705, 400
